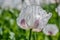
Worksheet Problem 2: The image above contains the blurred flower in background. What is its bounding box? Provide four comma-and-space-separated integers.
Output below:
9, 32, 15, 40
1, 0, 14, 9
0, 0, 4, 6
45, 0, 56, 4
0, 0, 59, 10
55, 0, 60, 3
43, 24, 59, 36
56, 4, 60, 16
1, 0, 24, 10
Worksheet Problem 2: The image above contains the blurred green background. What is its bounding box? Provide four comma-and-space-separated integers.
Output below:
0, 3, 60, 40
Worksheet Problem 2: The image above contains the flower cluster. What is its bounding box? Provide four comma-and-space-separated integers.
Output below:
0, 0, 59, 36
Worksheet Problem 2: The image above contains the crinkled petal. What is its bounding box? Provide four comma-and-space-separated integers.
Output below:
42, 12, 52, 25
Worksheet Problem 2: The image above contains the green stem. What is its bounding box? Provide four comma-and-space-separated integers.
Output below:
29, 29, 32, 40
33, 32, 36, 40
34, 32, 37, 40
48, 36, 52, 40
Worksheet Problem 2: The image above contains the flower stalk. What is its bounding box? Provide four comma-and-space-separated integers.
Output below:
29, 29, 32, 40
48, 36, 52, 40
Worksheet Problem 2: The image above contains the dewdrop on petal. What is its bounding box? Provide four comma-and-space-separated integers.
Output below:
43, 24, 59, 36
56, 4, 60, 16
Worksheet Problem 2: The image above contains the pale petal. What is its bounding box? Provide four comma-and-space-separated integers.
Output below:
17, 13, 29, 30
42, 12, 52, 24
32, 28, 41, 32
17, 18, 29, 30
25, 0, 31, 5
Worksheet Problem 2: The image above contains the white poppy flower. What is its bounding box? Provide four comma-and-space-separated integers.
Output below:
1, 0, 14, 9
56, 4, 60, 16
17, 5, 52, 31
0, 0, 4, 6
43, 24, 59, 36
1, 0, 24, 10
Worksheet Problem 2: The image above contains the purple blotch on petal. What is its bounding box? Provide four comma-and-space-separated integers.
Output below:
48, 31, 53, 35
34, 19, 39, 28
20, 19, 26, 26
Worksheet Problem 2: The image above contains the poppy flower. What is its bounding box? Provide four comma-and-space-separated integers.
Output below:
17, 5, 52, 31
43, 24, 59, 35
